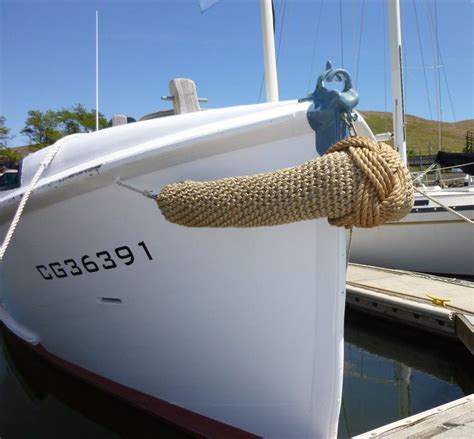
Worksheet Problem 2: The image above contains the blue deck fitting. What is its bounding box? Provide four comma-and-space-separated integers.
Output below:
302, 61, 359, 155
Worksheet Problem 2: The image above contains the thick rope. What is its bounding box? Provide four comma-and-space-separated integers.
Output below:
157, 136, 414, 228
0, 135, 79, 261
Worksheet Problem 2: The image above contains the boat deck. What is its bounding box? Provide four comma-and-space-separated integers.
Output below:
346, 263, 474, 353
353, 394, 474, 438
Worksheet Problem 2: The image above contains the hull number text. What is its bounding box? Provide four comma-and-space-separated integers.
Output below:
36, 241, 153, 280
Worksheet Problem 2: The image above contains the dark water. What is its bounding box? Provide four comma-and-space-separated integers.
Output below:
338, 311, 473, 437
0, 310, 472, 439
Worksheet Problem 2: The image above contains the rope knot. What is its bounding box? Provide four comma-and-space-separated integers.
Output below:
327, 136, 414, 228
157, 136, 414, 228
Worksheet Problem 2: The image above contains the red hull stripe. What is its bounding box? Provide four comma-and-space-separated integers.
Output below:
1, 323, 261, 438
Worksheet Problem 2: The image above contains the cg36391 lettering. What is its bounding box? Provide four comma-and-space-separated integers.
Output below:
35, 241, 153, 280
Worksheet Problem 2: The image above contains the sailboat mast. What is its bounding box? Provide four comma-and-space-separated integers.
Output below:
259, 0, 279, 102
388, 0, 407, 165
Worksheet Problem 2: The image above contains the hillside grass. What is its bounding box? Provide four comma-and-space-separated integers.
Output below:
7, 112, 474, 159
360, 111, 473, 155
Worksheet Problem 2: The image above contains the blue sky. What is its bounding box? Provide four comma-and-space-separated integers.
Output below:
1, 0, 472, 146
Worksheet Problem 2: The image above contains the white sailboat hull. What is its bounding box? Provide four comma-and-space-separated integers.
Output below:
0, 101, 346, 438
350, 188, 474, 277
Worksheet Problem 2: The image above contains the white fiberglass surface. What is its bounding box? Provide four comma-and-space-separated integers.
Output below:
350, 186, 474, 276
1, 132, 346, 438
8, 100, 303, 199
350, 221, 474, 276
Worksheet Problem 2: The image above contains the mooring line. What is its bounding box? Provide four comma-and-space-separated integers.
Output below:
0, 135, 80, 261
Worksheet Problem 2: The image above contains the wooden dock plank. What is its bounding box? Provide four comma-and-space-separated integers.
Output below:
347, 264, 474, 314
353, 394, 474, 438
346, 264, 474, 348
455, 314, 474, 354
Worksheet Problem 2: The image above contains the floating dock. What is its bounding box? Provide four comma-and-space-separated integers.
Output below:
354, 394, 474, 438
346, 264, 474, 354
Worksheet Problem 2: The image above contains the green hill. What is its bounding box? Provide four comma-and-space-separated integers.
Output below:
7, 112, 474, 159
361, 111, 473, 155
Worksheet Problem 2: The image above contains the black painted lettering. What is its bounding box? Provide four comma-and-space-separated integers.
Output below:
36, 265, 53, 280
81, 255, 99, 273
96, 251, 117, 270
115, 246, 134, 265
49, 262, 68, 278
138, 241, 153, 260
64, 259, 83, 276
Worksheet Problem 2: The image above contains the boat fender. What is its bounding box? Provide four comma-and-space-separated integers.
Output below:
156, 136, 414, 229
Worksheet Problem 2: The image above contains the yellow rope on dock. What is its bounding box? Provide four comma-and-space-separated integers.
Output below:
156, 136, 414, 228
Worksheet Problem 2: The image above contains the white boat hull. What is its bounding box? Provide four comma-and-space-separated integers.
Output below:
0, 101, 346, 438
350, 188, 474, 277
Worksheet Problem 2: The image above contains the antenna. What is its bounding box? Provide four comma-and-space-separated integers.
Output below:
95, 10, 99, 131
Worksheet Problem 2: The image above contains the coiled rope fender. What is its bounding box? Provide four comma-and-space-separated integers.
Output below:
156, 136, 414, 228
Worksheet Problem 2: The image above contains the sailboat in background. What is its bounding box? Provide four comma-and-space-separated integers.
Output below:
350, 0, 474, 278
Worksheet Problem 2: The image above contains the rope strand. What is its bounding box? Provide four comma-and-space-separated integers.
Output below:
0, 135, 79, 261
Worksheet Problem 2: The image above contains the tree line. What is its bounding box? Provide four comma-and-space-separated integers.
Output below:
0, 105, 108, 169
0, 115, 20, 169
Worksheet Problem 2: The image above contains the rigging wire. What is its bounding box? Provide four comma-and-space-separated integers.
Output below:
354, 0, 365, 88
425, 0, 442, 149
413, 0, 433, 120
412, 160, 474, 177
339, 0, 344, 67
257, 75, 265, 104
401, 5, 408, 127
382, 0, 389, 132
306, 0, 325, 94
433, 0, 443, 145
351, 0, 359, 78
425, 0, 457, 121
275, 0, 287, 67
414, 186, 474, 225
437, 51, 457, 122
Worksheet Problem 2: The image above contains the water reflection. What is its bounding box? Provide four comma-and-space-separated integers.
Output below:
1, 310, 472, 439
0, 331, 116, 439
0, 328, 195, 439
338, 310, 473, 438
